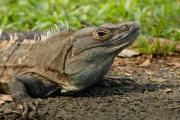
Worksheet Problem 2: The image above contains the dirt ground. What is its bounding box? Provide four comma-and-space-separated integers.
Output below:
0, 54, 180, 120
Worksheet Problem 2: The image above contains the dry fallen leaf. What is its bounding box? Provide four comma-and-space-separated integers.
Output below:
0, 100, 5, 105
163, 88, 173, 93
167, 62, 180, 68
0, 94, 13, 105
0, 94, 13, 101
150, 77, 166, 83
139, 58, 151, 67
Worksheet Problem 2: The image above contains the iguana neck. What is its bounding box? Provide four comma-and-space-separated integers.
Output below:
35, 32, 74, 73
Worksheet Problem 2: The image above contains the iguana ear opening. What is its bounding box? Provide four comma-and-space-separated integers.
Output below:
93, 28, 111, 41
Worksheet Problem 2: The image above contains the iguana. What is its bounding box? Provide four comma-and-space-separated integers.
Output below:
0, 22, 140, 116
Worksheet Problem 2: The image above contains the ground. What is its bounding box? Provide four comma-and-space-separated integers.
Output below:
0, 55, 180, 120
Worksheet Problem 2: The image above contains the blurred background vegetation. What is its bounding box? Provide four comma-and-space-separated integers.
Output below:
0, 0, 179, 54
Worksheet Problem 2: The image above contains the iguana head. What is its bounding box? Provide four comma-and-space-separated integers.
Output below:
65, 22, 140, 89
69, 22, 139, 56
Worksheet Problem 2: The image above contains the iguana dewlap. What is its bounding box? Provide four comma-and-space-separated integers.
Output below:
0, 22, 140, 116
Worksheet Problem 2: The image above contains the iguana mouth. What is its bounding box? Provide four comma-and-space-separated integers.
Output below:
111, 24, 140, 45
126, 27, 140, 41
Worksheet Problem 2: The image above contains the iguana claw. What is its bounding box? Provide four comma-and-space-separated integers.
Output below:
16, 98, 38, 118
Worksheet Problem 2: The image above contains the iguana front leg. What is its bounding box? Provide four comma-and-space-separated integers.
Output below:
8, 75, 61, 117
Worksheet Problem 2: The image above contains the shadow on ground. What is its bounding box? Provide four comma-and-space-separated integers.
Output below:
71, 78, 179, 97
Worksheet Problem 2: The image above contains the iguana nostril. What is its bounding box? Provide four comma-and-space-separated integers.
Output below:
119, 25, 129, 31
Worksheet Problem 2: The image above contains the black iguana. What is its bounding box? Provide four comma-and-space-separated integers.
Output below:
0, 22, 140, 116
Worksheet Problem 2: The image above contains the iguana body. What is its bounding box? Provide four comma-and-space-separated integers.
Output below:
0, 22, 139, 116
0, 31, 75, 93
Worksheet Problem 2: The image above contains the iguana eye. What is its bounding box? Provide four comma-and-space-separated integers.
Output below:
94, 28, 111, 41
97, 31, 107, 36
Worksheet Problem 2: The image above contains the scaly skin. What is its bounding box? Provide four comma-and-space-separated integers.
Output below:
0, 22, 140, 117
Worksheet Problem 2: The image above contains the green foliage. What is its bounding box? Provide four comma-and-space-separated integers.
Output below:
0, 0, 179, 53
133, 36, 177, 54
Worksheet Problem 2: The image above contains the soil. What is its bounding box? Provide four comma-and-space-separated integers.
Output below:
0, 54, 180, 120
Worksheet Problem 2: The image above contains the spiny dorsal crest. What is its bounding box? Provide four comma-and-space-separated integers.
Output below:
0, 23, 72, 41
39, 23, 72, 41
